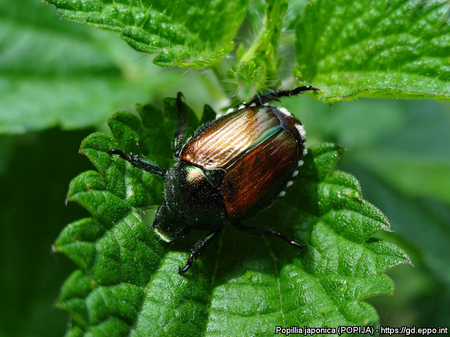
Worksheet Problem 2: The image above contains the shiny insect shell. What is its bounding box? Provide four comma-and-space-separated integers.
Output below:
109, 86, 317, 274
163, 104, 306, 235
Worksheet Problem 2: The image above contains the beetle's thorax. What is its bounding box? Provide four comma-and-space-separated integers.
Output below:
163, 162, 226, 228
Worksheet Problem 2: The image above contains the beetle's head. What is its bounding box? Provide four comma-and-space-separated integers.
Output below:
153, 202, 190, 242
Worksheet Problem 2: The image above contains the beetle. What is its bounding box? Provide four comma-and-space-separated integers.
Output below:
109, 86, 318, 274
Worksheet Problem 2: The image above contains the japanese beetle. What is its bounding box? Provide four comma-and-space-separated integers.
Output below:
109, 86, 318, 274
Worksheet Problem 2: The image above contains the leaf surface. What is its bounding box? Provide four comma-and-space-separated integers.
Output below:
46, 0, 249, 68
296, 0, 450, 101
234, 0, 289, 100
56, 99, 410, 336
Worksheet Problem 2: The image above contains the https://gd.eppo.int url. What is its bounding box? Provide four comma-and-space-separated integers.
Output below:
275, 325, 449, 336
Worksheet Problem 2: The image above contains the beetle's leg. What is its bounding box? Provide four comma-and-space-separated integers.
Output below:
108, 149, 166, 177
179, 225, 224, 275
232, 221, 305, 248
173, 92, 187, 158
248, 86, 319, 107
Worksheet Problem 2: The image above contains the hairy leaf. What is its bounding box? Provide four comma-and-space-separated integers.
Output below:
234, 0, 289, 100
350, 165, 450, 288
46, 0, 249, 68
56, 99, 410, 336
296, 0, 450, 101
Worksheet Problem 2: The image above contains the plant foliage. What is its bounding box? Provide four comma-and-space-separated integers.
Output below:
55, 100, 410, 336
296, 0, 450, 101
45, 0, 249, 68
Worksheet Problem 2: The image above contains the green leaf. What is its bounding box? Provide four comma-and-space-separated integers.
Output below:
284, 0, 310, 31
296, 97, 450, 206
56, 98, 409, 335
233, 0, 289, 100
357, 153, 450, 205
46, 0, 249, 68
296, 0, 450, 102
352, 99, 450, 206
0, 0, 178, 134
349, 165, 450, 287
280, 93, 450, 291
0, 129, 95, 337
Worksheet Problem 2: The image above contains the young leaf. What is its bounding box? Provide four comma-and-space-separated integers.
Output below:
46, 0, 249, 68
233, 0, 289, 100
296, 0, 450, 101
56, 99, 410, 335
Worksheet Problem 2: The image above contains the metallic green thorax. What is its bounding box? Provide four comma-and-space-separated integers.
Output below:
153, 162, 226, 242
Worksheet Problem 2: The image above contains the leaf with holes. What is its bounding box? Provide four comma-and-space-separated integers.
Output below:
55, 98, 410, 336
45, 0, 249, 68
296, 0, 450, 101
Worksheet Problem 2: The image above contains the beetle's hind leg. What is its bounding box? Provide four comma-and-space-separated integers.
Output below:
232, 221, 305, 248
248, 86, 319, 107
108, 149, 166, 177
173, 92, 187, 158
179, 225, 224, 275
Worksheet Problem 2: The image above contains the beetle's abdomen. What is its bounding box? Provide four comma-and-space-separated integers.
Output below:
181, 105, 305, 219
221, 130, 298, 218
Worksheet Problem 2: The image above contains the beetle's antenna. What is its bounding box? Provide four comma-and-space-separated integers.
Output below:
109, 149, 167, 178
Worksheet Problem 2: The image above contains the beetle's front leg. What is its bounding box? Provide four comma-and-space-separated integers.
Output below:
108, 149, 167, 177
247, 86, 319, 107
232, 221, 305, 248
179, 225, 224, 275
